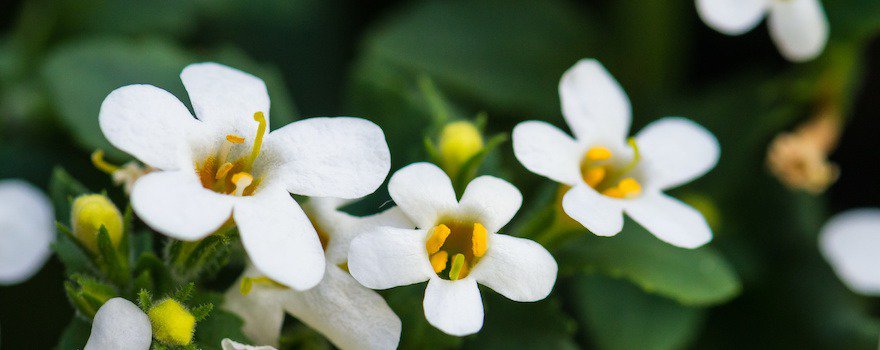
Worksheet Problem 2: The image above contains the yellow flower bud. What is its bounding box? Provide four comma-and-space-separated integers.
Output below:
148, 299, 196, 346
438, 121, 484, 175
71, 194, 123, 253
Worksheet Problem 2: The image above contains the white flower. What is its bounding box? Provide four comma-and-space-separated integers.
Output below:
0, 179, 54, 285
84, 298, 152, 350
696, 0, 829, 62
99, 62, 391, 290
224, 197, 406, 349
221, 338, 277, 350
512, 59, 719, 249
348, 163, 558, 336
819, 208, 880, 295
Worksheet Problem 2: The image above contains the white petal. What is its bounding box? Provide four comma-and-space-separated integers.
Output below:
819, 209, 880, 295
768, 0, 829, 62
561, 185, 624, 236
266, 117, 391, 199
223, 268, 286, 347
131, 171, 233, 241
559, 59, 632, 143
388, 163, 457, 228
624, 193, 713, 249
234, 186, 325, 291
423, 277, 483, 336
181, 62, 271, 136
0, 180, 54, 285
459, 176, 522, 233
221, 339, 277, 350
696, 0, 769, 35
99, 84, 203, 170
471, 234, 557, 302
283, 264, 401, 350
311, 201, 413, 265
348, 226, 434, 289
512, 121, 584, 186
85, 298, 152, 350
635, 117, 720, 190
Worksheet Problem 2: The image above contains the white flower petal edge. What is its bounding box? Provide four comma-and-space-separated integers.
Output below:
819, 208, 880, 296
221, 339, 277, 350
511, 121, 584, 186
696, 0, 768, 35
0, 179, 54, 285
267, 117, 391, 199
223, 272, 287, 347
459, 176, 523, 233
768, 0, 829, 62
131, 171, 234, 241
470, 234, 558, 301
282, 264, 402, 350
181, 62, 271, 136
85, 298, 152, 350
234, 186, 326, 291
635, 117, 721, 190
388, 163, 458, 228
561, 185, 624, 237
625, 194, 713, 249
423, 277, 484, 337
348, 226, 435, 289
560, 59, 632, 143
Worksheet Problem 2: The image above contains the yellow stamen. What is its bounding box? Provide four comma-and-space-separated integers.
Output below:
231, 172, 253, 196
218, 133, 245, 165
239, 276, 285, 295
583, 167, 606, 187
215, 162, 234, 180
91, 150, 120, 174
245, 112, 267, 171
586, 146, 612, 161
239, 278, 253, 296
226, 134, 245, 144
426, 224, 451, 255
430, 251, 449, 273
472, 223, 488, 258
618, 177, 642, 195
449, 253, 465, 280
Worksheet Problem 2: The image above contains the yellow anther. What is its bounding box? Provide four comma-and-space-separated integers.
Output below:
215, 162, 234, 180
231, 172, 254, 196
225, 134, 245, 144
472, 223, 488, 258
618, 177, 642, 195
426, 224, 451, 255
148, 299, 195, 346
245, 112, 267, 171
586, 146, 612, 161
430, 251, 449, 273
601, 187, 625, 198
91, 150, 120, 174
449, 253, 466, 280
239, 278, 253, 296
583, 167, 606, 187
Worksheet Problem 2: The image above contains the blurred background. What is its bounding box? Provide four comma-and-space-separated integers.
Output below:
1, 0, 879, 349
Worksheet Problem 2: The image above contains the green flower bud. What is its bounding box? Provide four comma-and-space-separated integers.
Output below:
438, 121, 484, 175
148, 298, 196, 345
71, 194, 123, 253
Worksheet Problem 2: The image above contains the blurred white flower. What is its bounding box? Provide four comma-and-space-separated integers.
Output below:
99, 62, 391, 290
84, 298, 152, 350
0, 179, 54, 285
221, 338, 276, 350
224, 197, 406, 349
696, 0, 829, 62
512, 59, 719, 249
819, 208, 880, 295
348, 163, 558, 336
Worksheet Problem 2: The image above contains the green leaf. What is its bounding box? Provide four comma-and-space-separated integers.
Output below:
463, 292, 578, 350
48, 166, 89, 224
55, 317, 92, 350
191, 291, 250, 350
564, 275, 704, 350
97, 226, 130, 287
555, 221, 741, 306
53, 0, 197, 38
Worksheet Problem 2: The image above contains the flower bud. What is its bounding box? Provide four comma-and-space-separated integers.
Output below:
71, 194, 123, 253
438, 121, 484, 175
148, 299, 196, 345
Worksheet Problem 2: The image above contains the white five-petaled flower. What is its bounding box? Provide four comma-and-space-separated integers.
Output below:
819, 208, 880, 295
348, 163, 558, 336
224, 197, 406, 349
99, 62, 391, 290
512, 59, 720, 249
0, 179, 54, 285
696, 0, 829, 62
83, 297, 275, 350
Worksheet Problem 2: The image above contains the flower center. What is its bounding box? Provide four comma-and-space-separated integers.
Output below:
195, 112, 267, 196
580, 138, 643, 199
425, 219, 488, 280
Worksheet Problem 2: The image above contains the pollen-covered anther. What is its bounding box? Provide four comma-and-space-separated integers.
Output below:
430, 251, 449, 273
472, 223, 488, 258
231, 172, 254, 196
602, 177, 642, 199
426, 224, 451, 254
218, 133, 245, 165
586, 146, 612, 161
